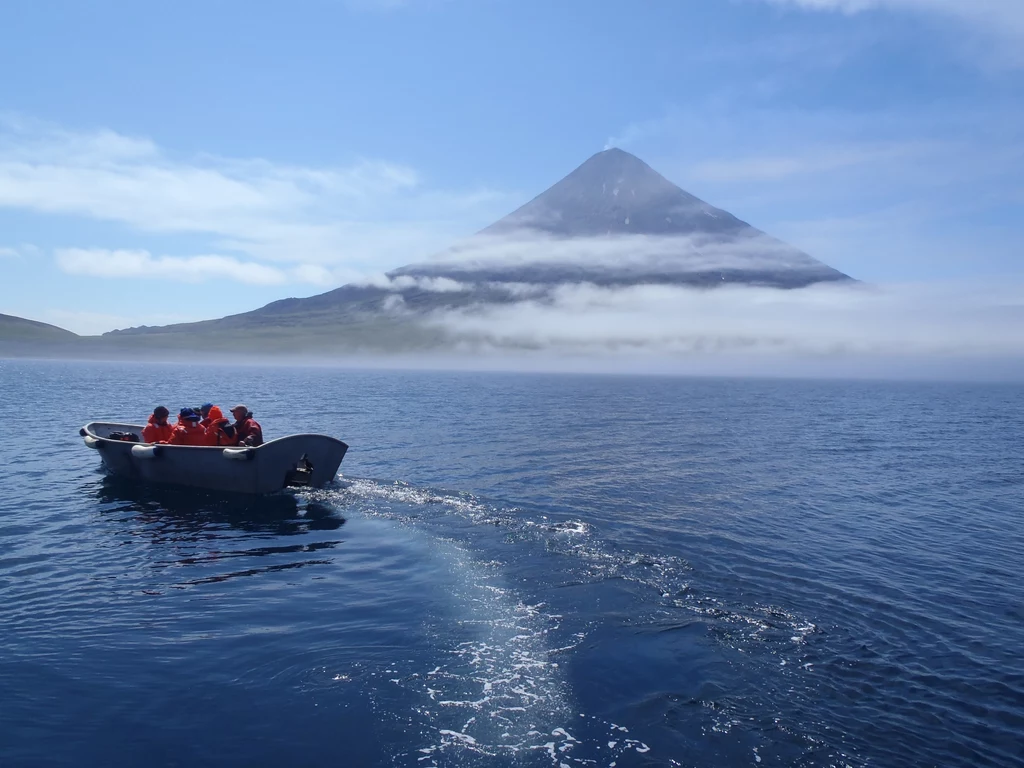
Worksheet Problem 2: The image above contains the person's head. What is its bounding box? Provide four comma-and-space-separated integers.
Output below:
231, 404, 249, 421
179, 407, 200, 424
153, 405, 169, 424
201, 403, 214, 418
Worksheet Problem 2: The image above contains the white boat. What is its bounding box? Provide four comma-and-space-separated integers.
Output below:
80, 421, 349, 495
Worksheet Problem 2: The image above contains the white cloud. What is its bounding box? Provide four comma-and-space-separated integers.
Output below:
52, 247, 425, 289
0, 243, 41, 260
56, 248, 304, 286
406, 230, 837, 276
0, 151, 412, 235
425, 280, 1024, 373
352, 273, 471, 293
0, 118, 511, 283
0, 117, 160, 164
395, 275, 468, 292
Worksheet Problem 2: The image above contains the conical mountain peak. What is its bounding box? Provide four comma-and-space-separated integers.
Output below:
574, 146, 676, 183
478, 147, 741, 239
395, 147, 852, 287
573, 146, 671, 180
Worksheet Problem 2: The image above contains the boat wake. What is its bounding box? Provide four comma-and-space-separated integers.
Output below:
300, 477, 836, 765
299, 479, 682, 765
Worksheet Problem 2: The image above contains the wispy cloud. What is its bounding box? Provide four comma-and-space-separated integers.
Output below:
354, 273, 470, 292
761, 0, 1024, 63
0, 128, 413, 241
605, 112, 681, 153
52, 247, 485, 294
0, 243, 41, 260
690, 142, 934, 183
55, 248, 296, 286
0, 117, 512, 284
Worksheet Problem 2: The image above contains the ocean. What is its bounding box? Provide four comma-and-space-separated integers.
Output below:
0, 359, 1021, 767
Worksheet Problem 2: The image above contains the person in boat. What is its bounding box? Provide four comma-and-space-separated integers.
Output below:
199, 403, 226, 429
202, 405, 236, 446
168, 408, 207, 446
230, 404, 264, 447
205, 421, 236, 446
141, 406, 173, 444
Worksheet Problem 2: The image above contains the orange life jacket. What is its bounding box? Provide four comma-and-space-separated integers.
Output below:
203, 418, 235, 446
142, 415, 174, 444
200, 405, 225, 429
169, 421, 207, 446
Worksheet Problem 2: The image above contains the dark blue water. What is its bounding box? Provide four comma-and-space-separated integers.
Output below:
1, 360, 1022, 767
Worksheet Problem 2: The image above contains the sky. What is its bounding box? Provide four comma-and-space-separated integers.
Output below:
0, 0, 1021, 342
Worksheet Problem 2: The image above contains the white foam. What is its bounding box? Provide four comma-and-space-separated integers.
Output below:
303, 479, 688, 764
438, 729, 477, 745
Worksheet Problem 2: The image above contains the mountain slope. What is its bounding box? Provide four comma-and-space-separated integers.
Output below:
395, 147, 849, 287
0, 313, 81, 358
0, 313, 78, 341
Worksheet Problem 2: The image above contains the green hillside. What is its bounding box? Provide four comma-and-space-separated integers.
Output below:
0, 313, 78, 342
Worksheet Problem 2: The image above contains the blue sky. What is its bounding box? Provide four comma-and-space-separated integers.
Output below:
0, 0, 1021, 335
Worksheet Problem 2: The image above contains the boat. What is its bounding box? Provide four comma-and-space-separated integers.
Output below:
79, 421, 349, 495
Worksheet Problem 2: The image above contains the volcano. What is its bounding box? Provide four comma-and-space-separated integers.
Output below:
391, 147, 850, 288
102, 147, 851, 346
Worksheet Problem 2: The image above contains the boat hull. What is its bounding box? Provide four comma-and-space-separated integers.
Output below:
81, 422, 348, 495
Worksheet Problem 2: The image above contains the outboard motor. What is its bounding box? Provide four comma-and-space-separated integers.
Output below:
285, 454, 314, 487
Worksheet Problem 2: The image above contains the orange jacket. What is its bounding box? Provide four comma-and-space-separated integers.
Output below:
169, 422, 208, 446
141, 415, 174, 444
203, 418, 235, 446
200, 405, 225, 429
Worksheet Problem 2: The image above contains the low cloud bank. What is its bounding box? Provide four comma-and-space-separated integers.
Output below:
420, 280, 1024, 378
411, 231, 833, 275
